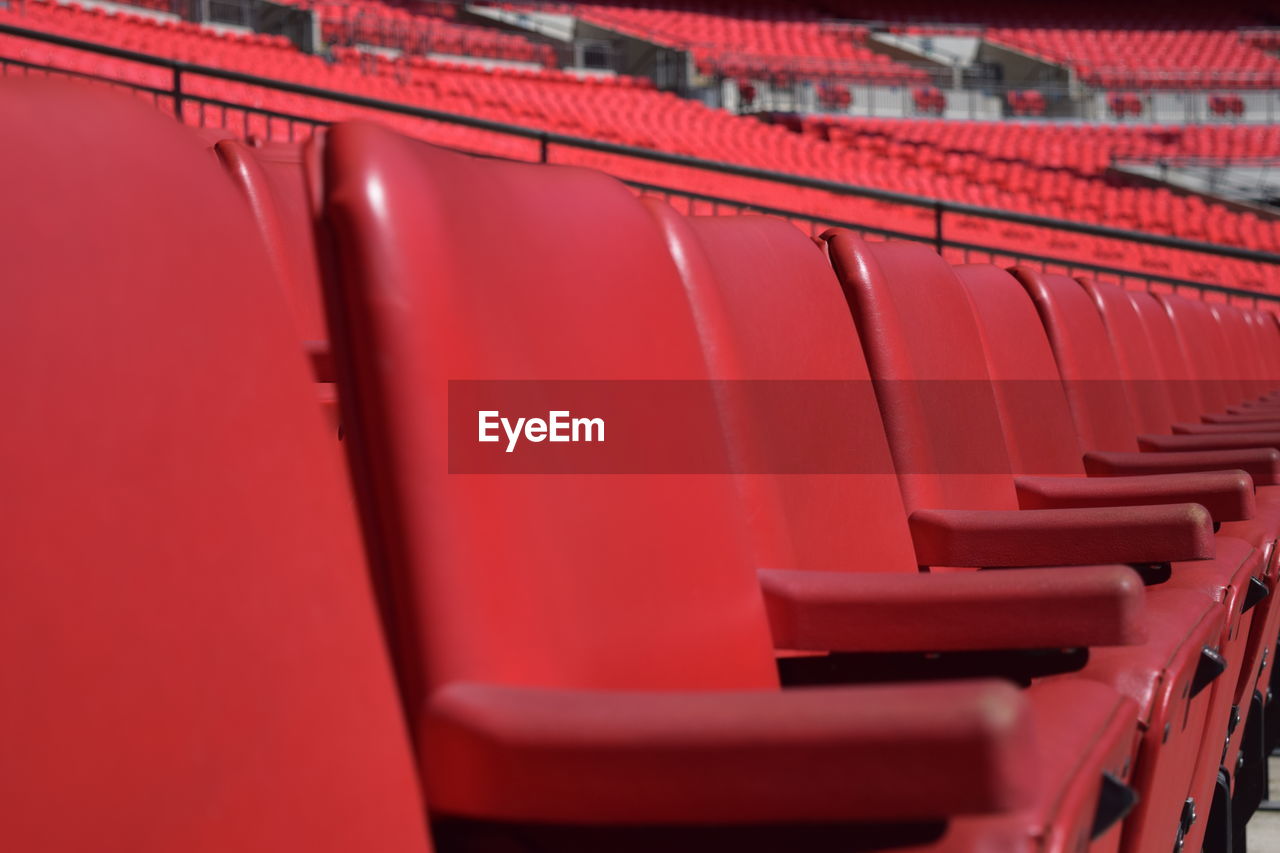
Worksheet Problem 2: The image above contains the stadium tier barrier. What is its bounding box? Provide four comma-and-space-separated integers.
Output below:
1, 19, 1277, 298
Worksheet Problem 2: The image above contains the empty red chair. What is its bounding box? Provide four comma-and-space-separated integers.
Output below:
817, 81, 851, 109
912, 85, 945, 115
0, 80, 432, 852
214, 136, 338, 429
320, 122, 1038, 842
1006, 90, 1046, 116
1210, 95, 1245, 118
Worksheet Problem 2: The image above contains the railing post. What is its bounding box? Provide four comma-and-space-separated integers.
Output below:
933, 202, 944, 255
538, 132, 549, 164
172, 65, 183, 122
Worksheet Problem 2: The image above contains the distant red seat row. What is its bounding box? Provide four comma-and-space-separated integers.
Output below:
798, 115, 1280, 270
308, 0, 557, 66
0, 0, 1275, 292
986, 27, 1280, 90
505, 0, 929, 84
1210, 94, 1246, 118
1006, 89, 1046, 116
1108, 92, 1144, 118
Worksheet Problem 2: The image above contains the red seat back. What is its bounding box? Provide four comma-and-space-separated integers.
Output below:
323, 123, 778, 716
1078, 279, 1181, 435
1008, 268, 1142, 452
1245, 309, 1280, 385
646, 205, 918, 574
951, 264, 1086, 475
1128, 290, 1213, 421
216, 137, 330, 356
1159, 294, 1244, 411
0, 82, 431, 853
216, 136, 339, 426
823, 232, 1017, 515
1210, 302, 1268, 398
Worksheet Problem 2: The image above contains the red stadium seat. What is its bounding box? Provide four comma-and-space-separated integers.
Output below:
214, 136, 338, 429
0, 79, 433, 853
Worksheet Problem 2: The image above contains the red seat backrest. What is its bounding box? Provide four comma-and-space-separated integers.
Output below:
1246, 309, 1280, 384
323, 122, 778, 716
1075, 279, 1182, 432
1210, 302, 1267, 397
1008, 268, 1144, 453
215, 136, 342, 430
215, 137, 332, 369
646, 205, 918, 574
951, 264, 1087, 475
1158, 294, 1245, 410
824, 232, 1017, 515
0, 82, 431, 853
1127, 290, 1214, 421
1078, 279, 1181, 435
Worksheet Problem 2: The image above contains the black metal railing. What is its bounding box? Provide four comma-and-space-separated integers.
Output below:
1, 20, 1278, 303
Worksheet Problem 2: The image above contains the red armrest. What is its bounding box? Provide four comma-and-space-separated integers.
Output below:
1227, 402, 1280, 414
1138, 432, 1280, 454
1083, 448, 1280, 486
1203, 411, 1280, 424
1015, 471, 1254, 523
758, 566, 1147, 653
421, 680, 1036, 824
907, 505, 1214, 569
1174, 421, 1280, 435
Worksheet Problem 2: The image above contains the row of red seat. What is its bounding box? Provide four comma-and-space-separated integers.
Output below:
500, 0, 929, 83
1, 0, 1275, 291
1107, 93, 1144, 118
1210, 95, 1247, 117
796, 116, 1280, 259
489, 1, 1280, 90
9, 76, 1280, 853
801, 117, 1280, 178
1006, 89, 1047, 116
305, 0, 557, 65
987, 27, 1280, 90
818, 0, 1261, 27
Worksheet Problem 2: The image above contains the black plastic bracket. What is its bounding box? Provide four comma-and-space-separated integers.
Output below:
1192, 646, 1228, 698
1204, 769, 1231, 853
1175, 797, 1197, 852
1243, 576, 1270, 613
1090, 771, 1138, 840
1232, 691, 1266, 851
